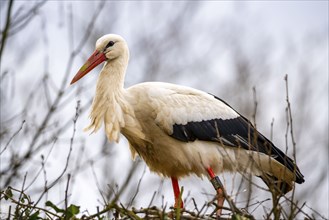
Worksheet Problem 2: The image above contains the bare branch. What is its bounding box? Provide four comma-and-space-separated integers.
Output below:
0, 0, 14, 61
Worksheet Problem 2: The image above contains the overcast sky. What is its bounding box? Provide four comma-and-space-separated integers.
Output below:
1, 1, 328, 219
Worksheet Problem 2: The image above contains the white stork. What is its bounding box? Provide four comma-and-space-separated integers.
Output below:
70, 34, 304, 215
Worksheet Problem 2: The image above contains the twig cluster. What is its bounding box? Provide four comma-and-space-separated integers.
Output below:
1, 1, 328, 220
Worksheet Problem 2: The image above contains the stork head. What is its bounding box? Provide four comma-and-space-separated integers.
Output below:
70, 34, 129, 85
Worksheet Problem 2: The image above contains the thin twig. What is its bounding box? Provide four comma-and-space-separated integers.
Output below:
0, 120, 25, 155
0, 0, 14, 61
64, 174, 71, 219
128, 166, 146, 208
2, 1, 105, 187
33, 100, 80, 206
1, 188, 61, 219
284, 74, 298, 219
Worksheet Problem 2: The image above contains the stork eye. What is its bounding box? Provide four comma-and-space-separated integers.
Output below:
106, 41, 115, 48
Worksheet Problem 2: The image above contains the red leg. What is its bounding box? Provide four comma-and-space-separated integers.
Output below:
206, 167, 224, 216
171, 177, 184, 208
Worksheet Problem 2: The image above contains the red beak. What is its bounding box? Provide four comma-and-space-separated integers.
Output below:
70, 50, 107, 85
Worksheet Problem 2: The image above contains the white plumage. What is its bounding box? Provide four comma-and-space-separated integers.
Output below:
70, 34, 304, 213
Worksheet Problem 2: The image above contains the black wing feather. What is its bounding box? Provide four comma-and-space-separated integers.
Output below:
170, 95, 305, 184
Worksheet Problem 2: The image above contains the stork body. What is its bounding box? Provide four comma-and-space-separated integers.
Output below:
71, 34, 304, 214
103, 82, 290, 180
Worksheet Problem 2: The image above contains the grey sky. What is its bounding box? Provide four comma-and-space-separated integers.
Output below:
1, 1, 328, 219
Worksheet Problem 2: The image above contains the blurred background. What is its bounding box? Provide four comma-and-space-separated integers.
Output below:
1, 1, 328, 219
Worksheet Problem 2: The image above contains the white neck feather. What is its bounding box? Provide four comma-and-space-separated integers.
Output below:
84, 57, 130, 142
